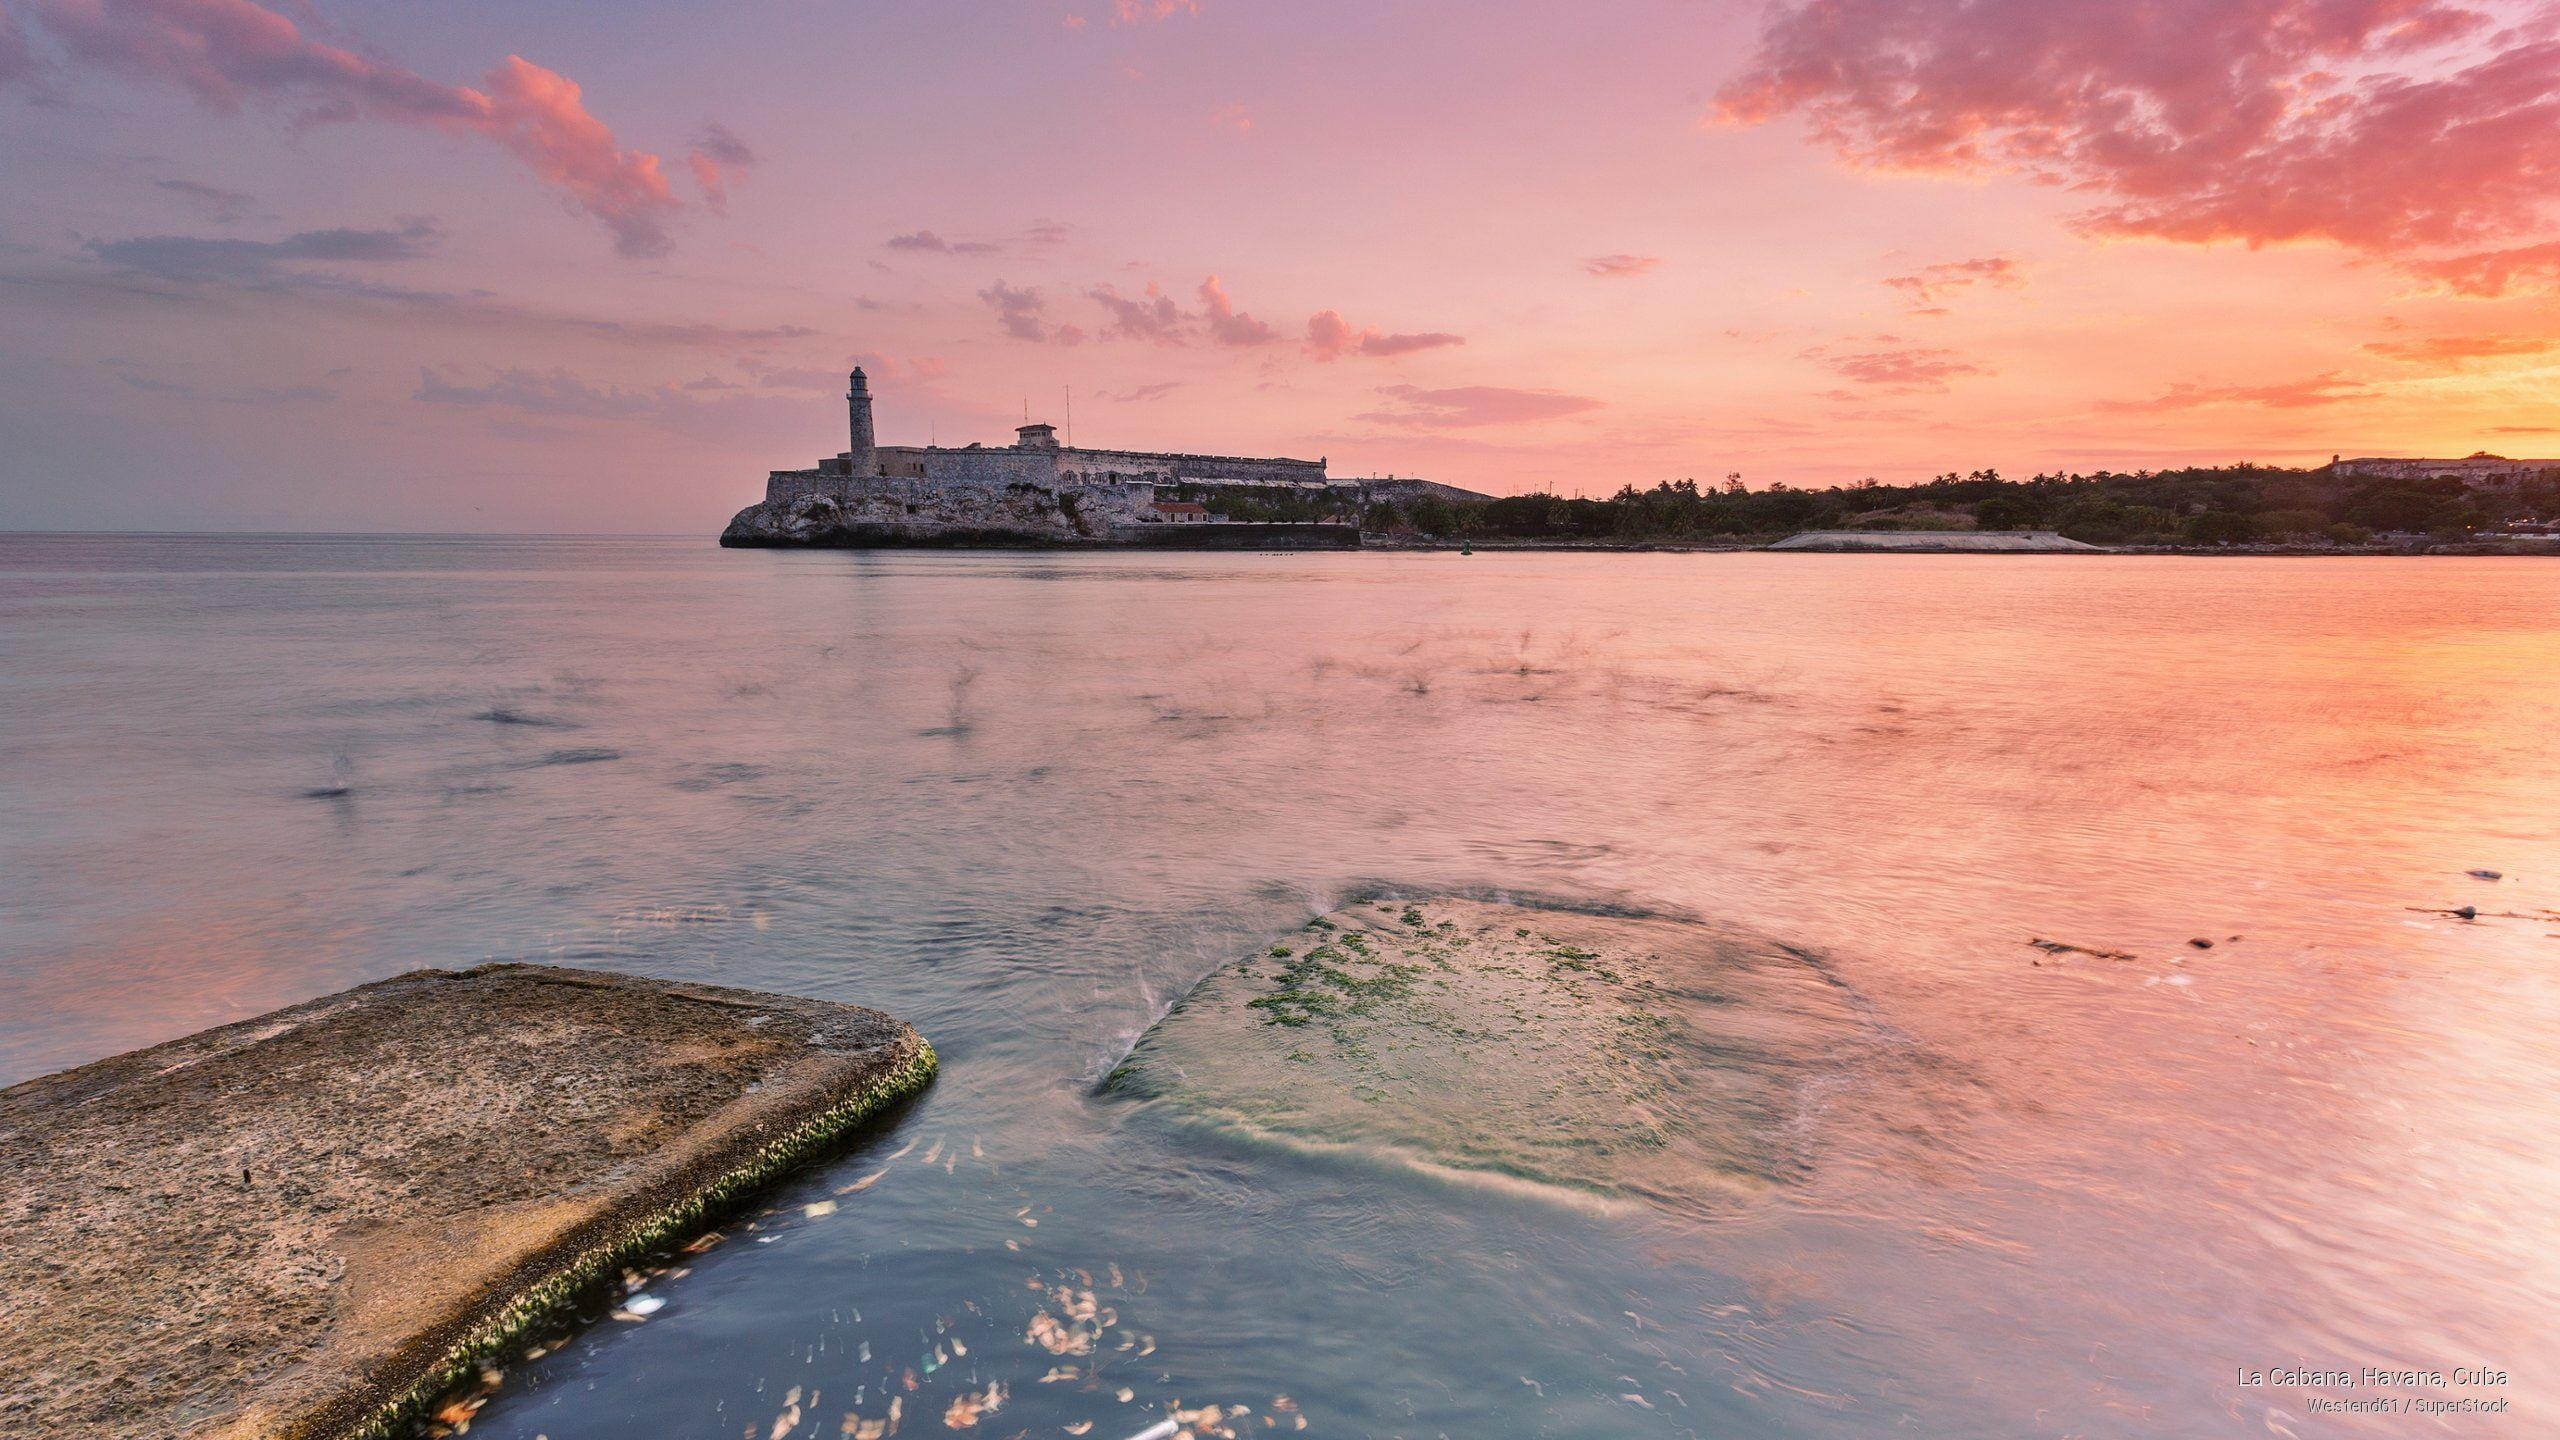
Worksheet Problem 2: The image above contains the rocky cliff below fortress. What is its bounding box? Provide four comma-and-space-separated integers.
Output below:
722, 477, 1112, 547
721, 475, 1358, 549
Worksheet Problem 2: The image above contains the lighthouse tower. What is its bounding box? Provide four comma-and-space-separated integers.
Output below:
846, 367, 877, 477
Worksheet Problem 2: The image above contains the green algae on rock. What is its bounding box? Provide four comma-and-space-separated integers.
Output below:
1104, 898, 1890, 1211
0, 963, 934, 1440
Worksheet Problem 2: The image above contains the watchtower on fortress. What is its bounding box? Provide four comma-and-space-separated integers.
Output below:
845, 368, 877, 478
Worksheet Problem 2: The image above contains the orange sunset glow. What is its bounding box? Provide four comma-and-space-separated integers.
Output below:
3, 0, 2556, 531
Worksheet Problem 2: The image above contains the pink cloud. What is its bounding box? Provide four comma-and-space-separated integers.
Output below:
1718, 0, 2560, 253
2405, 239, 2560, 296
18, 0, 684, 255
1356, 384, 1604, 428
1301, 312, 1360, 358
2097, 373, 2369, 412
887, 228, 999, 256
1581, 253, 1662, 278
880, 223, 1065, 258
980, 280, 1084, 344
1360, 330, 1467, 357
997, 273, 1289, 349
1883, 255, 2022, 306
1303, 310, 1466, 361
1113, 0, 1198, 22
475, 57, 677, 256
1088, 281, 1186, 342
1806, 342, 1989, 392
1198, 275, 1275, 345
685, 120, 755, 213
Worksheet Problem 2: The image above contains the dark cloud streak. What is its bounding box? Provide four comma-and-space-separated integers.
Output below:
88, 219, 440, 282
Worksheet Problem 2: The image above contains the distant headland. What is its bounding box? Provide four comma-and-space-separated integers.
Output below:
721, 375, 2559, 554
1442, 455, 2558, 553
719, 369, 1484, 549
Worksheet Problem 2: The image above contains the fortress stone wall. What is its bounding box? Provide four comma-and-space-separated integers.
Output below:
1048, 448, 1326, 488
800, 438, 1324, 497
865, 445, 1052, 487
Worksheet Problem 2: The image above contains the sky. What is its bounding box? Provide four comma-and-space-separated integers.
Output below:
2, 0, 2557, 533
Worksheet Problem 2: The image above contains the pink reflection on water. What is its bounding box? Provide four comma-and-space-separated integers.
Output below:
3, 539, 2557, 1436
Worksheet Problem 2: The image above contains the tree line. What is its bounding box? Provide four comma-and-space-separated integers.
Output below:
1348, 465, 2559, 544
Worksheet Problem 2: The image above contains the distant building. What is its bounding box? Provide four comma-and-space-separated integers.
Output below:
2328, 452, 2560, 487
756, 372, 1489, 531
809, 368, 1328, 490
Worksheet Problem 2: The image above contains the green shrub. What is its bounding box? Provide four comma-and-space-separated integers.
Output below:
2183, 511, 2258, 545
2254, 508, 2330, 540
1974, 494, 2043, 530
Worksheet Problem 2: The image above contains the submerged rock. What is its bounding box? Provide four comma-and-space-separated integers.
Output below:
1105, 897, 1917, 1211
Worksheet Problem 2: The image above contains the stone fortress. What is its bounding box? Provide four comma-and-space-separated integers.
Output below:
723, 369, 1481, 548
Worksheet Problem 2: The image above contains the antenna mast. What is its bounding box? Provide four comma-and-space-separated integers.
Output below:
1064, 386, 1073, 448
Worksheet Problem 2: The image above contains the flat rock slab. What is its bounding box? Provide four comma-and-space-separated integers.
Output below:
1767, 528, 2103, 552
0, 963, 935, 1440
1107, 898, 1919, 1213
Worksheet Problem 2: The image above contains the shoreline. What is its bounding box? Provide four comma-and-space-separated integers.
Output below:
1363, 536, 2560, 556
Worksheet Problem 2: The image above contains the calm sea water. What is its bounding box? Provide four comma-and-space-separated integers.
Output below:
5, 535, 2557, 1439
